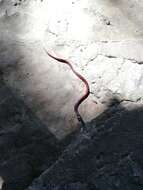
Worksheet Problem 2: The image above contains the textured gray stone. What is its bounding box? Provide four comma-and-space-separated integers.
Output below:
26, 100, 143, 190
0, 81, 62, 190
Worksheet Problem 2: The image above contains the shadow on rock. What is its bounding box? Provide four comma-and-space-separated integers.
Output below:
0, 80, 63, 190
26, 98, 143, 190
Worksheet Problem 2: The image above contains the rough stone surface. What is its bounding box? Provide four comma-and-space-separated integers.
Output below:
0, 80, 62, 190
26, 100, 143, 190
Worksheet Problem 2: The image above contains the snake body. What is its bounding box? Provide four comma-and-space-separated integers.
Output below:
43, 48, 90, 127
14, 12, 91, 127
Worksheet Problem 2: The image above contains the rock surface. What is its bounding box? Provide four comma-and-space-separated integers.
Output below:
26, 100, 143, 190
0, 80, 63, 190
0, 0, 143, 190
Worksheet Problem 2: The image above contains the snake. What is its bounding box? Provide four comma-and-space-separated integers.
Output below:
8, 8, 91, 126
16, 12, 91, 127
43, 47, 90, 127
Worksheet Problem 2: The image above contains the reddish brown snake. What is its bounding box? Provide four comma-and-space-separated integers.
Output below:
16, 12, 91, 127
44, 48, 90, 127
